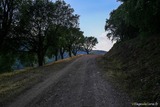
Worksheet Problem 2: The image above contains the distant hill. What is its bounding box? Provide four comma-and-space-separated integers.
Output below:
13, 50, 106, 70
46, 50, 106, 64
90, 50, 107, 55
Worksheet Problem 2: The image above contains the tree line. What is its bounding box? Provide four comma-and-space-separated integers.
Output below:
0, 0, 98, 72
105, 0, 160, 42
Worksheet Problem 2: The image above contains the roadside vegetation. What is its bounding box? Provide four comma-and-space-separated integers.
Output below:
0, 0, 98, 72
103, 0, 160, 104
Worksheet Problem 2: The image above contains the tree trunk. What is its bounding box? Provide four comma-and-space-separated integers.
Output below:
86, 49, 89, 54
69, 50, 72, 57
68, 46, 72, 57
37, 51, 44, 66
55, 55, 58, 61
0, 1, 13, 50
74, 49, 77, 56
0, 32, 6, 50
55, 49, 58, 61
72, 49, 77, 56
37, 33, 45, 66
73, 52, 77, 56
60, 48, 64, 59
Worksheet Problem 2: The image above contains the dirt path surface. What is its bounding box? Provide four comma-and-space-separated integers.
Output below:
8, 55, 131, 107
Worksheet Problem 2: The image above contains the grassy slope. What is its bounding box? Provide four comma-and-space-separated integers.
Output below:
0, 55, 82, 106
101, 36, 160, 104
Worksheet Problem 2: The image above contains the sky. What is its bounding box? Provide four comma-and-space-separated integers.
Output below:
63, 0, 121, 51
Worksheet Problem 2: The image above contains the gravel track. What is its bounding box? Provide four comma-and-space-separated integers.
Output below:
8, 55, 131, 107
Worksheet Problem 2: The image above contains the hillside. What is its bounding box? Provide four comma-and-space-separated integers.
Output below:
101, 36, 160, 104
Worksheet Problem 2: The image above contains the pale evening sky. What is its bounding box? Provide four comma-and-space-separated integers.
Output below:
56, 0, 121, 51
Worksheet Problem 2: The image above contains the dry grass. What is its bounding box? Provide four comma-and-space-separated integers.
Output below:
98, 36, 160, 104
0, 55, 82, 106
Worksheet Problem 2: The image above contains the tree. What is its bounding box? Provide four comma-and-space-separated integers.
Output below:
72, 40, 84, 56
0, 0, 23, 50
121, 0, 160, 35
45, 0, 80, 59
105, 4, 139, 42
54, 0, 80, 57
105, 0, 160, 42
17, 0, 81, 65
0, 0, 22, 72
0, 0, 83, 71
16, 0, 56, 66
66, 28, 84, 57
0, 53, 16, 72
0, 0, 14, 49
83, 36, 98, 54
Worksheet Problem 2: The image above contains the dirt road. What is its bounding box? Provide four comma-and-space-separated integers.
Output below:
8, 55, 131, 107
